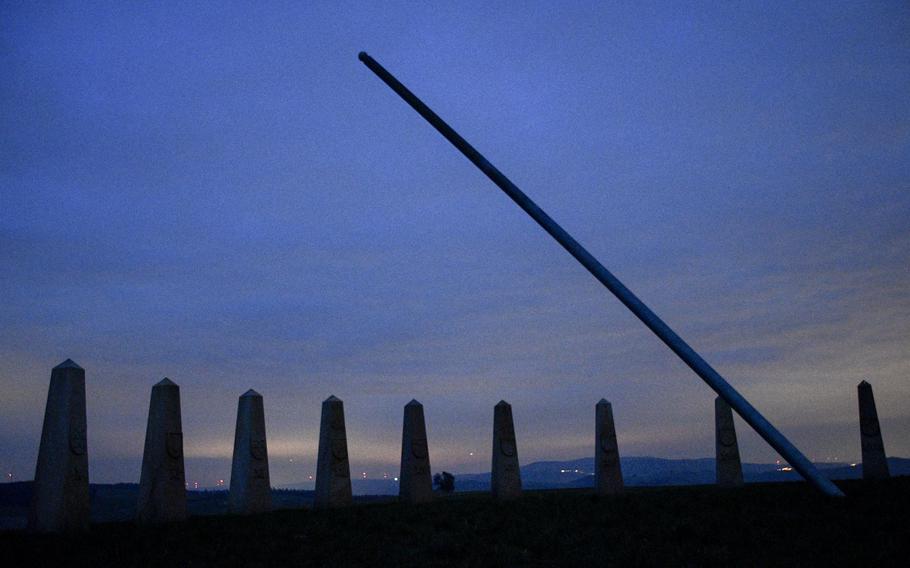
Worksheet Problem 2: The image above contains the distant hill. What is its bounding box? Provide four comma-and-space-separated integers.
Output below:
452, 456, 910, 491
279, 456, 910, 493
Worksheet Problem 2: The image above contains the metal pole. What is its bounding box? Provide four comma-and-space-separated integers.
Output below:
358, 52, 844, 497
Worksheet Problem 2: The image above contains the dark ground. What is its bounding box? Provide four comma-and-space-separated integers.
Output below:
1, 478, 908, 567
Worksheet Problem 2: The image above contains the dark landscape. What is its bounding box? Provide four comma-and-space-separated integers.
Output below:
3, 3, 908, 566
1, 477, 908, 566
6, 456, 908, 529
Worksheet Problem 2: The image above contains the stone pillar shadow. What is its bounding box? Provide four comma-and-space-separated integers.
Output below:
229, 389, 272, 514
137, 378, 187, 524
28, 359, 89, 532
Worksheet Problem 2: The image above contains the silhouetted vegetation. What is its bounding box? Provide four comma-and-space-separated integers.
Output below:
434, 471, 455, 493
2, 478, 909, 566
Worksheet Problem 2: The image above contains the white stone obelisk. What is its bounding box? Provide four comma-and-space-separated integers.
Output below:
858, 380, 889, 480
595, 399, 624, 494
137, 378, 187, 523
491, 400, 522, 500
314, 395, 352, 508
715, 396, 744, 487
229, 389, 272, 514
399, 399, 433, 504
28, 359, 90, 532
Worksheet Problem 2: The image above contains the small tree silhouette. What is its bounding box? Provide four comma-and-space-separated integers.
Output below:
433, 471, 455, 493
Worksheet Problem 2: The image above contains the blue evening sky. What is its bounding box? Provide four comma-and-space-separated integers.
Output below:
2, 2, 908, 486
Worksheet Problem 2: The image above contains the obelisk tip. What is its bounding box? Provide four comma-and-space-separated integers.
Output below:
53, 358, 83, 370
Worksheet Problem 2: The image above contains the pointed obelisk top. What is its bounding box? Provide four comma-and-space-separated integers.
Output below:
155, 377, 177, 387
597, 398, 611, 405
406, 399, 422, 407
241, 389, 261, 398
496, 400, 510, 407
53, 359, 82, 370
858, 380, 870, 387
324, 395, 341, 403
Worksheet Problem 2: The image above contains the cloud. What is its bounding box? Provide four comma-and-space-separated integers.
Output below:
2, 2, 909, 485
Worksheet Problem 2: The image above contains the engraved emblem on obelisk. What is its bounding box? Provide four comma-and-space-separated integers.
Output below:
411, 439, 428, 460
600, 434, 619, 467
500, 437, 517, 457
250, 438, 267, 461
332, 439, 348, 461
69, 426, 87, 456
166, 432, 183, 460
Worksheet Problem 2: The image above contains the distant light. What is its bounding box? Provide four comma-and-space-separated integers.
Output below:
393, 477, 398, 482
308, 475, 313, 480
850, 463, 857, 467
469, 452, 474, 456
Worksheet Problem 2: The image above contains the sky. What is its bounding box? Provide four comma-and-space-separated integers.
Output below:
2, 2, 909, 488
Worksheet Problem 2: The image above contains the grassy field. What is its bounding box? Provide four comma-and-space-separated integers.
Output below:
2, 478, 908, 566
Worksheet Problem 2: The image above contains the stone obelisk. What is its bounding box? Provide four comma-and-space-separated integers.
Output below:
28, 359, 90, 532
399, 399, 433, 504
137, 378, 187, 523
715, 396, 744, 487
595, 399, 624, 494
314, 395, 352, 508
229, 389, 272, 514
858, 380, 889, 479
491, 400, 522, 500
